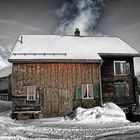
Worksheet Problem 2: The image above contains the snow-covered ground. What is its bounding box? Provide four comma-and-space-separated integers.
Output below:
1, 100, 140, 139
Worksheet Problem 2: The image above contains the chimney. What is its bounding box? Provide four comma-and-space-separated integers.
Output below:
74, 28, 80, 36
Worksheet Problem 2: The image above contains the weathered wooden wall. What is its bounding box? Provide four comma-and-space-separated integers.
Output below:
0, 76, 11, 101
101, 57, 135, 105
11, 63, 100, 117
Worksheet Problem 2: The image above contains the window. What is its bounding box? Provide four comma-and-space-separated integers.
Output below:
27, 86, 36, 101
82, 84, 94, 99
0, 94, 8, 100
0, 79, 8, 90
114, 82, 129, 97
114, 61, 127, 75
76, 84, 100, 100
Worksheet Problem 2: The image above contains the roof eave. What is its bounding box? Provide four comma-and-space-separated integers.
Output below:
8, 59, 102, 64
99, 53, 140, 57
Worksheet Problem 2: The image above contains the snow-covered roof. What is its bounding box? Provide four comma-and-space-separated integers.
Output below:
0, 66, 12, 78
9, 35, 140, 63
0, 57, 12, 78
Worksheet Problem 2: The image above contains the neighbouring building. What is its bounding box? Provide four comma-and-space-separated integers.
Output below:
8, 30, 140, 119
0, 59, 12, 101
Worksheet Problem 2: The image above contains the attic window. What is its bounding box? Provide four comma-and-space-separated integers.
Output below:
12, 53, 67, 56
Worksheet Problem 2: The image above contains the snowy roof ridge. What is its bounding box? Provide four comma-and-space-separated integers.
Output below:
9, 35, 140, 63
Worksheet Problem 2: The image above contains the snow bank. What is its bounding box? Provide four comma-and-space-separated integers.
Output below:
68, 102, 129, 124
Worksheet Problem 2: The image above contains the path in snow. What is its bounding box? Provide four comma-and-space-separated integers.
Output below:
0, 115, 140, 140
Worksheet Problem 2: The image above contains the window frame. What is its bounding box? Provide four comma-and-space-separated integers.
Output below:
82, 84, 94, 99
27, 86, 36, 101
114, 82, 129, 97
114, 61, 127, 76
0, 94, 8, 100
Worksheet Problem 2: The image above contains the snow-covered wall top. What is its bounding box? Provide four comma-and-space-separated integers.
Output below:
9, 35, 139, 62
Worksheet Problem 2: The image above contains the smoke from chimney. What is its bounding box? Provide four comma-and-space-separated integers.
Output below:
55, 0, 104, 36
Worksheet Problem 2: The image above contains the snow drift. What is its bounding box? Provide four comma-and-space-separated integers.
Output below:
67, 102, 128, 124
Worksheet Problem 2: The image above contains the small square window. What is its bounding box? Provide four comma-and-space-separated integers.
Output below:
114, 61, 127, 75
82, 84, 94, 99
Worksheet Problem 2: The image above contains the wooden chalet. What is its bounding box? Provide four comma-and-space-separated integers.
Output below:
9, 30, 140, 119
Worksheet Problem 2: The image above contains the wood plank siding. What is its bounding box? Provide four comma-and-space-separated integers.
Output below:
11, 63, 100, 117
0, 76, 11, 101
101, 57, 135, 106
